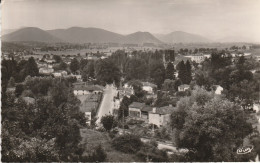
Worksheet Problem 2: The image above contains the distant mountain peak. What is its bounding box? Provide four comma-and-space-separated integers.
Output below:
155, 31, 210, 43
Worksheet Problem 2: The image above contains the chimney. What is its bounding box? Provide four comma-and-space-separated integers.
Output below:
153, 107, 156, 113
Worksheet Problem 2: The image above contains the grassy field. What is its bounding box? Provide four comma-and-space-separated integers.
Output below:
80, 128, 142, 162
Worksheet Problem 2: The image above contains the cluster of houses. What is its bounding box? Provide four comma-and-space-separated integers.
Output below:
110, 81, 226, 128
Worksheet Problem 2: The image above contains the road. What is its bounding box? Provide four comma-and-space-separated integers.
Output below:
140, 138, 188, 153
96, 84, 117, 124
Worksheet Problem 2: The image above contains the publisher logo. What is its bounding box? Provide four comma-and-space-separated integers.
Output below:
237, 146, 253, 154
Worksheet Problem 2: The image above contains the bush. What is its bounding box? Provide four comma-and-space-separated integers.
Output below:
101, 115, 116, 131
112, 134, 142, 153
109, 128, 119, 139
137, 142, 168, 162
86, 145, 107, 162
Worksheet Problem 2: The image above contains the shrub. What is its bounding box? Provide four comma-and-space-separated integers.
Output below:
137, 142, 168, 162
101, 115, 116, 131
112, 134, 142, 153
86, 145, 107, 162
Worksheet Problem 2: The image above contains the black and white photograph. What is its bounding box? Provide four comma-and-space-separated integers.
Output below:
1, 0, 260, 162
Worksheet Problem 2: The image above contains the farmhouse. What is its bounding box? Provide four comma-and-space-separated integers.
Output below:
148, 105, 175, 127
128, 102, 146, 118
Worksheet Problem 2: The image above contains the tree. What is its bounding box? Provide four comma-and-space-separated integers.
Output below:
15, 84, 24, 97
112, 134, 142, 153
70, 58, 79, 74
118, 103, 129, 120
24, 57, 39, 77
185, 60, 192, 84
170, 87, 253, 161
8, 77, 15, 88
81, 61, 95, 81
58, 62, 67, 70
125, 58, 148, 80
87, 145, 107, 162
95, 59, 121, 87
178, 60, 188, 84
53, 55, 62, 63
101, 115, 116, 131
150, 61, 165, 88
79, 59, 88, 71
137, 141, 168, 162
165, 62, 175, 80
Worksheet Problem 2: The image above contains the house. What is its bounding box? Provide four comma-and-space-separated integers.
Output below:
6, 87, 15, 94
45, 58, 56, 64
184, 54, 205, 63
253, 103, 260, 113
22, 97, 36, 105
39, 67, 54, 75
84, 112, 91, 125
142, 82, 157, 94
213, 85, 223, 95
178, 84, 189, 92
73, 84, 104, 95
52, 70, 68, 77
141, 105, 153, 120
148, 105, 175, 127
128, 102, 146, 118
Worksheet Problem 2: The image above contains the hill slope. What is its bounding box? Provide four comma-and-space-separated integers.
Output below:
47, 27, 124, 43
123, 31, 163, 44
156, 31, 210, 43
2, 27, 62, 42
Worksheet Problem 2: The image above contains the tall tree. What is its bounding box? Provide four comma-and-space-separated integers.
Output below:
185, 60, 192, 84
165, 62, 175, 80
79, 59, 88, 71
125, 58, 148, 81
24, 57, 39, 77
150, 61, 165, 88
81, 61, 95, 81
95, 59, 121, 86
70, 58, 79, 74
178, 60, 188, 84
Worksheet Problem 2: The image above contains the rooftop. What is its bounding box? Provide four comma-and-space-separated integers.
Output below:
142, 82, 157, 88
150, 105, 176, 115
73, 84, 104, 91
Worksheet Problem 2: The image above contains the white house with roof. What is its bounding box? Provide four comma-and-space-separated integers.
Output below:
185, 54, 205, 63
39, 67, 54, 75
52, 70, 68, 77
73, 84, 104, 95
213, 85, 223, 95
142, 82, 157, 94
128, 102, 146, 118
148, 105, 175, 127
178, 84, 189, 92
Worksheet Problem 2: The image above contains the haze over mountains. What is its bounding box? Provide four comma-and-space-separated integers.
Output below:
2, 27, 255, 44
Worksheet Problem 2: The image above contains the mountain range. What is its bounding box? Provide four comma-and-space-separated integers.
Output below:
4, 27, 249, 44
2, 27, 163, 44
154, 31, 210, 43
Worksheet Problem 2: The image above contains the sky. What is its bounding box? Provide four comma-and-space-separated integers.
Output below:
1, 0, 260, 41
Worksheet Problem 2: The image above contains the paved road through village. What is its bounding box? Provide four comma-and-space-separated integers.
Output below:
96, 84, 117, 124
